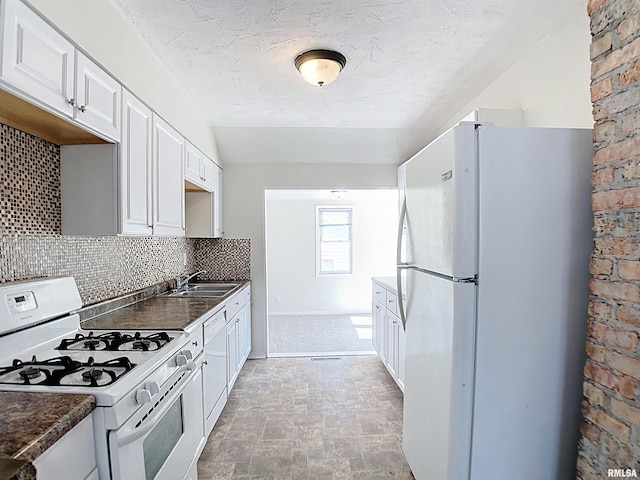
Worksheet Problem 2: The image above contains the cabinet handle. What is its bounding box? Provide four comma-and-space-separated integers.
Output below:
192, 340, 198, 347
203, 360, 208, 365
68, 98, 76, 106
79, 105, 87, 113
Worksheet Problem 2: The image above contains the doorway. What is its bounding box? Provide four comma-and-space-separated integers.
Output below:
265, 189, 398, 356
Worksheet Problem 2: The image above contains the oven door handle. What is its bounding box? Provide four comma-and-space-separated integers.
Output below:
116, 362, 197, 447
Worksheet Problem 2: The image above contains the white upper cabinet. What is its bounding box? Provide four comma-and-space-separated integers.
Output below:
74, 51, 121, 140
184, 139, 223, 238
120, 90, 152, 235
185, 140, 216, 192
185, 142, 203, 186
0, 0, 121, 141
0, 0, 74, 116
153, 114, 185, 236
201, 157, 216, 192
213, 164, 223, 237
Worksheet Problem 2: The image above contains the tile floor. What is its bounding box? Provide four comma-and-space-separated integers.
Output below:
269, 314, 375, 356
197, 355, 414, 479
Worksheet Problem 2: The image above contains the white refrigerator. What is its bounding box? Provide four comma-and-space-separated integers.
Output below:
397, 123, 593, 480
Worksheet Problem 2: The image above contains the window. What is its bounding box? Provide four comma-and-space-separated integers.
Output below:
317, 207, 353, 275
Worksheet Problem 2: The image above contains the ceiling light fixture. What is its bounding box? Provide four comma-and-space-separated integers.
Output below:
294, 49, 346, 87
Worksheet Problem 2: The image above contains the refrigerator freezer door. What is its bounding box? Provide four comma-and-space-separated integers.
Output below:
402, 269, 476, 480
403, 123, 477, 278
469, 126, 593, 479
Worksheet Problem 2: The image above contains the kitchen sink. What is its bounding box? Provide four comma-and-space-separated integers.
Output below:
158, 283, 241, 298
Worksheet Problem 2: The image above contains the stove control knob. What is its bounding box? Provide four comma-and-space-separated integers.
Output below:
136, 389, 152, 405
182, 349, 193, 360
176, 354, 188, 367
147, 381, 160, 396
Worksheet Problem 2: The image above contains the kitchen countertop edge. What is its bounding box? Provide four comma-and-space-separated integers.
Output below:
80, 280, 251, 331
0, 392, 96, 480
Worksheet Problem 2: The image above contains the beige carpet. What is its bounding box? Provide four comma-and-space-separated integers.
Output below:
268, 314, 375, 356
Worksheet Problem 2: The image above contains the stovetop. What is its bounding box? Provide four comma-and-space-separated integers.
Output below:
0, 328, 179, 387
0, 277, 195, 413
0, 355, 136, 387
57, 331, 173, 352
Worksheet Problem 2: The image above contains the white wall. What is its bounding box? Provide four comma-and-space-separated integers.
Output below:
436, 7, 592, 136
266, 190, 397, 315
224, 164, 397, 357
27, 0, 219, 161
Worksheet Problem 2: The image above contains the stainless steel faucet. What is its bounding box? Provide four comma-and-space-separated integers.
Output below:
175, 270, 207, 291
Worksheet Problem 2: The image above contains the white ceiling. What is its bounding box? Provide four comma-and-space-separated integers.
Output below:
111, 0, 585, 163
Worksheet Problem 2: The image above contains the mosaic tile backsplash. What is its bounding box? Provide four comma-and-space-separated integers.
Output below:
0, 123, 250, 305
193, 238, 251, 281
1, 124, 61, 234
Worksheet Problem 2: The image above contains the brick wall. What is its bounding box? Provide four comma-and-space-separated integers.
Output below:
578, 0, 640, 478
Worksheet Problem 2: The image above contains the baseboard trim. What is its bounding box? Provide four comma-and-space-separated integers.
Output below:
268, 350, 376, 358
268, 311, 372, 316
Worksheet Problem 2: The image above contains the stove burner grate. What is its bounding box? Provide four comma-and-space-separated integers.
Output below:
0, 355, 136, 387
57, 331, 172, 352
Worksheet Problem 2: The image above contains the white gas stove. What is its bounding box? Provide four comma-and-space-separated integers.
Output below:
0, 277, 204, 480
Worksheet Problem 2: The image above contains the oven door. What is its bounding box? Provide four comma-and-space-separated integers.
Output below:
108, 356, 204, 480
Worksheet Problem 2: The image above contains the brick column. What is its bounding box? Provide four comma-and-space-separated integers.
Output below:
578, 0, 640, 478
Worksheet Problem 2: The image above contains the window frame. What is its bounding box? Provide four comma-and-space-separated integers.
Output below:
315, 205, 354, 276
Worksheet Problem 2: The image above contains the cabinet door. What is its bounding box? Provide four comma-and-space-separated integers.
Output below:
373, 301, 386, 363
226, 318, 239, 391
396, 321, 406, 392
201, 157, 216, 192
120, 90, 152, 235
385, 312, 397, 378
213, 164, 223, 237
235, 314, 244, 374
75, 51, 121, 140
33, 416, 96, 480
1, 0, 74, 116
152, 114, 185, 236
243, 302, 252, 361
372, 302, 379, 352
203, 312, 227, 421
185, 141, 203, 186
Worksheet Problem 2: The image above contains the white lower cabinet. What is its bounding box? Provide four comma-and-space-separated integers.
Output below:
203, 309, 228, 437
33, 415, 97, 480
372, 278, 405, 392
226, 314, 239, 391
201, 285, 251, 439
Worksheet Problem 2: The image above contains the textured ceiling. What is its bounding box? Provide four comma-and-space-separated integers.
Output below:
110, 0, 585, 161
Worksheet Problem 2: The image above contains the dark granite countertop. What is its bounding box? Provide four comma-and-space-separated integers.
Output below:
81, 280, 250, 331
0, 392, 96, 480
0, 459, 34, 480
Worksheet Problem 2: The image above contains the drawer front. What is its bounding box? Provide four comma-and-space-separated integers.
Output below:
373, 284, 387, 305
226, 291, 244, 321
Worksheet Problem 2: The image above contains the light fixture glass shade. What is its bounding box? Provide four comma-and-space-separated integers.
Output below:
295, 50, 346, 87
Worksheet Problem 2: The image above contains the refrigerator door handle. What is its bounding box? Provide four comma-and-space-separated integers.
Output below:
397, 196, 408, 330
397, 268, 407, 330
397, 195, 407, 266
